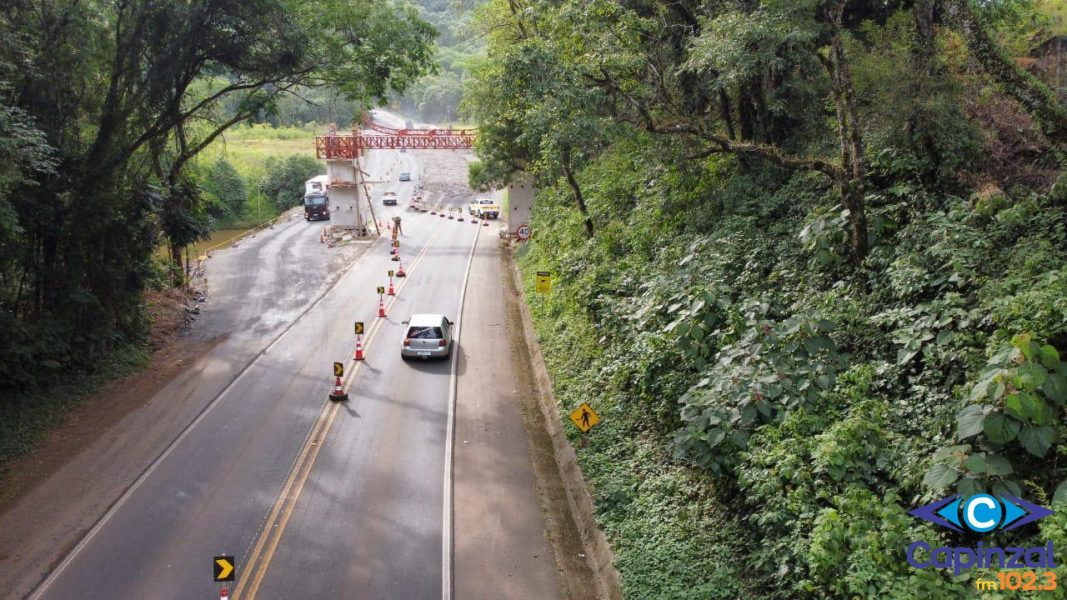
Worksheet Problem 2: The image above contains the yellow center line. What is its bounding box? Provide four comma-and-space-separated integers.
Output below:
234, 222, 448, 599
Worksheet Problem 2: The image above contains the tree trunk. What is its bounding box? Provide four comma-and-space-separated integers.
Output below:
913, 0, 937, 78
170, 243, 184, 286
823, 1, 869, 264
718, 89, 737, 141
561, 150, 594, 238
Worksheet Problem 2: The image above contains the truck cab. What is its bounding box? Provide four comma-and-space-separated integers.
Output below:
303, 193, 330, 221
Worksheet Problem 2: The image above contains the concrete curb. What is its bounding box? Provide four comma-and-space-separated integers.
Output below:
507, 250, 623, 600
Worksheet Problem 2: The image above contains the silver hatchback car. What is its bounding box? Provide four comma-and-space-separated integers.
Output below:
401, 314, 453, 360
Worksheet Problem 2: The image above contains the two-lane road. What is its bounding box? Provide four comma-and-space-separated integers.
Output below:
31, 151, 479, 599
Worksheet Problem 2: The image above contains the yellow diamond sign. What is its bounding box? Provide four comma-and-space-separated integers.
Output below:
569, 402, 600, 433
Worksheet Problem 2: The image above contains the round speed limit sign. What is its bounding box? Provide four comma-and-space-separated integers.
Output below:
515, 224, 532, 240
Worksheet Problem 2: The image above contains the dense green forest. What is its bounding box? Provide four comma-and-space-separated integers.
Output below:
466, 0, 1067, 597
396, 0, 483, 122
0, 1, 435, 416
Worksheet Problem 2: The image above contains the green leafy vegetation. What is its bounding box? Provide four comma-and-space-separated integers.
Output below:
395, 0, 483, 122
0, 0, 435, 457
472, 0, 1067, 596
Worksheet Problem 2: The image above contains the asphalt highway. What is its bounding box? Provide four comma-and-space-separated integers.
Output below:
30, 149, 481, 599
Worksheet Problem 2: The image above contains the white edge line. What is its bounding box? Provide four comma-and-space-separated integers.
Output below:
443, 217, 480, 600
28, 230, 384, 600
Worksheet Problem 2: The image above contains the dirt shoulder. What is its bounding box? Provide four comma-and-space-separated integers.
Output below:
0, 287, 211, 515
503, 243, 623, 599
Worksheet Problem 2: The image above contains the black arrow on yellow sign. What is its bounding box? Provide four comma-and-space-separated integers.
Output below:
214, 555, 235, 582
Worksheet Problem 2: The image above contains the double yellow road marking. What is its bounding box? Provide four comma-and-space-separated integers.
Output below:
234, 224, 445, 599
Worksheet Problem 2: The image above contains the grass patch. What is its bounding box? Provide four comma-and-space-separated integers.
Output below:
200, 123, 320, 182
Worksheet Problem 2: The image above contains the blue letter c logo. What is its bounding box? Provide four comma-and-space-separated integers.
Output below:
963, 494, 1002, 532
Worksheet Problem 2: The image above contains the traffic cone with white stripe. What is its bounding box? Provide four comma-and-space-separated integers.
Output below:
354, 337, 364, 360
482, 218, 489, 227
388, 278, 395, 296
329, 375, 348, 401
378, 298, 387, 317
220, 588, 229, 600
396, 257, 406, 278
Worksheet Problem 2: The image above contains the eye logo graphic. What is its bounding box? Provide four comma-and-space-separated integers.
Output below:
910, 494, 1053, 534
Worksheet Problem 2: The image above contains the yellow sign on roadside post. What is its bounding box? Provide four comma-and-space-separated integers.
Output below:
214, 555, 235, 582
354, 321, 365, 335
569, 402, 600, 433
333, 362, 344, 378
535, 271, 552, 294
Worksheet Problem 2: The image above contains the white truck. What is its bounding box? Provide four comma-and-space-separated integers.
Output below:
467, 198, 500, 219
382, 191, 398, 206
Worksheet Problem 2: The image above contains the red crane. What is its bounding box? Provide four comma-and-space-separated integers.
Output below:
316, 114, 475, 159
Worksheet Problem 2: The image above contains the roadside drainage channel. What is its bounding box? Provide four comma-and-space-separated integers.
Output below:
507, 250, 623, 600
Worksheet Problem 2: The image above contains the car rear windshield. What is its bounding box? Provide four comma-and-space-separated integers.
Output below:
407, 326, 442, 339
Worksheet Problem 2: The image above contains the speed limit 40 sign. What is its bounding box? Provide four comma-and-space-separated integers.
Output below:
515, 224, 532, 240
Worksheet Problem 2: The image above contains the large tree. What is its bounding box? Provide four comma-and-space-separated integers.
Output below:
0, 0, 436, 387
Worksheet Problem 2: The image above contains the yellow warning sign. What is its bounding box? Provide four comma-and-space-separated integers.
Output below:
354, 321, 365, 335
214, 555, 235, 582
569, 402, 600, 433
333, 362, 344, 377
535, 271, 552, 294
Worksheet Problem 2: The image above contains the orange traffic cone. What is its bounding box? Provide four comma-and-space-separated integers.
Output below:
220, 588, 229, 600
482, 218, 489, 227
396, 258, 406, 278
354, 338, 364, 360
329, 375, 348, 401
388, 280, 395, 296
378, 298, 387, 317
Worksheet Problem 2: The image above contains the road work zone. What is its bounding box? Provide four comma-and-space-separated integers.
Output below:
233, 222, 448, 600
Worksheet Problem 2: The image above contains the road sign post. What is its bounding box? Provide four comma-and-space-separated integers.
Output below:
569, 402, 600, 433
388, 270, 395, 295
354, 321, 365, 360
377, 286, 386, 317
214, 555, 235, 582
535, 271, 552, 294
329, 363, 348, 401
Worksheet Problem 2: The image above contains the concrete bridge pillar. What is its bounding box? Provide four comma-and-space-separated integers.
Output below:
506, 172, 535, 237
326, 159, 369, 232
